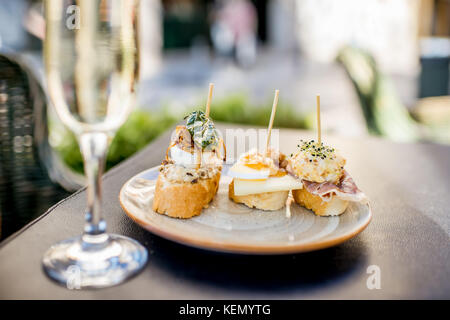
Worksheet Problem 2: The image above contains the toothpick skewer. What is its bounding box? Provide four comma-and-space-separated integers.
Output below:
316, 95, 321, 145
265, 89, 280, 155
205, 83, 214, 118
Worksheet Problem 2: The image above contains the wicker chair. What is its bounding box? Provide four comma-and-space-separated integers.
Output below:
0, 54, 83, 240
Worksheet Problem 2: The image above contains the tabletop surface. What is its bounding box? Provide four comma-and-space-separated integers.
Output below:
0, 124, 449, 299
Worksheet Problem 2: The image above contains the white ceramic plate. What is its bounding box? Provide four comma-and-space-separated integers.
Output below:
119, 166, 372, 254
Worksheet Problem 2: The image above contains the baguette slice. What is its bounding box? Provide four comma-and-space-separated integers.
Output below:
229, 179, 288, 211
292, 187, 348, 216
153, 172, 221, 218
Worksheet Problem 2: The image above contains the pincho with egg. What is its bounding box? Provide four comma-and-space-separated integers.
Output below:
228, 90, 303, 211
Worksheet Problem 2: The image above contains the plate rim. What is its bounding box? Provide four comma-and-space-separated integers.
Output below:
119, 166, 372, 255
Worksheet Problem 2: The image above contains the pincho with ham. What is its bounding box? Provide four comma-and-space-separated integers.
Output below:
287, 139, 367, 216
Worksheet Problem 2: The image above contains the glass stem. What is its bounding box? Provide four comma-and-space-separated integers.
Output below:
79, 132, 108, 244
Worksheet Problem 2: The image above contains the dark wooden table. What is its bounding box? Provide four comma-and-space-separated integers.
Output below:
0, 124, 449, 299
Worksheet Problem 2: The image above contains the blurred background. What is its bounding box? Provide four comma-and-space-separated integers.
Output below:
0, 0, 449, 240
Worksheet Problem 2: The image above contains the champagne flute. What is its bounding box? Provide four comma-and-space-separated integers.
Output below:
42, 0, 147, 289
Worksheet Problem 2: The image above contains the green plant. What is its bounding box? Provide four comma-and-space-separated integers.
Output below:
338, 46, 420, 142
207, 93, 308, 129
53, 109, 177, 174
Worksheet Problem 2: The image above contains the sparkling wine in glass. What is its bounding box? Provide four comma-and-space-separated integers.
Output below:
42, 0, 147, 289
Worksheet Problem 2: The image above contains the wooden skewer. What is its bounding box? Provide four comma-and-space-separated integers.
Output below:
316, 95, 321, 145
195, 83, 214, 168
265, 89, 280, 155
205, 83, 214, 117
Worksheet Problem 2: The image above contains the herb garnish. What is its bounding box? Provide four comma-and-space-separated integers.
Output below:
184, 110, 220, 150
298, 139, 335, 160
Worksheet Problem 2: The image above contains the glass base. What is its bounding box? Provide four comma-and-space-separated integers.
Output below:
42, 234, 147, 289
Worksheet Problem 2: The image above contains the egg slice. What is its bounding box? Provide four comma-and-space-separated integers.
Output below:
227, 162, 270, 180
233, 175, 303, 196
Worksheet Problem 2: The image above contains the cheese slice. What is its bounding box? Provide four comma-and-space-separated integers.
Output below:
233, 175, 303, 196
227, 162, 270, 180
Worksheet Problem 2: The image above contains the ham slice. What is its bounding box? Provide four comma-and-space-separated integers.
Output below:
302, 171, 368, 203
